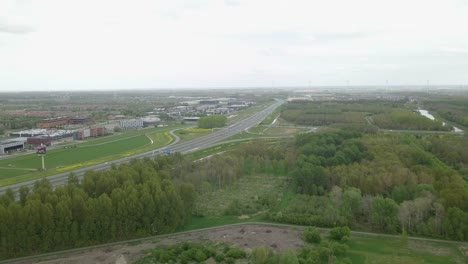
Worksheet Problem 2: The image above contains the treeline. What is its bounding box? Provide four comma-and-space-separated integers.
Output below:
0, 116, 43, 130
198, 115, 227, 129
426, 100, 468, 127
423, 135, 468, 180
373, 109, 451, 131
439, 111, 468, 127
0, 157, 194, 259
270, 130, 468, 241
281, 108, 367, 126
281, 101, 454, 132
280, 100, 402, 127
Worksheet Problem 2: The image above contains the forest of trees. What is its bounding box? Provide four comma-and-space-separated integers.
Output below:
0, 116, 43, 130
198, 115, 228, 129
281, 101, 453, 131
373, 109, 451, 131
0, 156, 194, 259
171, 129, 468, 241
270, 130, 468, 240
426, 99, 468, 127
280, 101, 400, 127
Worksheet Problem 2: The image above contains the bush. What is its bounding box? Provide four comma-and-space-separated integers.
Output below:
225, 257, 235, 264
329, 241, 349, 256
304, 226, 321, 243
329, 226, 351, 242
215, 253, 225, 262
194, 249, 208, 262
278, 250, 300, 264
250, 246, 273, 264
225, 248, 247, 259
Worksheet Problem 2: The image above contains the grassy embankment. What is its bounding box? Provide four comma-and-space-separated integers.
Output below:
173, 128, 212, 141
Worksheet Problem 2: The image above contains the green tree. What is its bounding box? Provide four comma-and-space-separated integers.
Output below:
371, 196, 399, 233
18, 186, 29, 206
304, 226, 321, 243
329, 226, 351, 242
53, 199, 72, 248
443, 207, 468, 241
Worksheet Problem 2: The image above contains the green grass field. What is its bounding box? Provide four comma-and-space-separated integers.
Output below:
347, 234, 466, 264
260, 107, 281, 125
0, 125, 181, 186
174, 128, 212, 141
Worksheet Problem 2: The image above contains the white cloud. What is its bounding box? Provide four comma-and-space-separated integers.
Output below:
0, 0, 468, 91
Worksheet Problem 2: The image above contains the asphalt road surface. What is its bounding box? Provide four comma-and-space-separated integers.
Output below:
0, 99, 284, 196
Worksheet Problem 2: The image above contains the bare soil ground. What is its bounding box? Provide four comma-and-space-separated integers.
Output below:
20, 224, 304, 264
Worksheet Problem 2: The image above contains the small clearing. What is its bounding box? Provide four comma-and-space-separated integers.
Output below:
22, 224, 304, 264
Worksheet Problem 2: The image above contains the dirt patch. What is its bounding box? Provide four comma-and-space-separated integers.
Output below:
458, 245, 468, 258
407, 240, 454, 256
22, 224, 304, 264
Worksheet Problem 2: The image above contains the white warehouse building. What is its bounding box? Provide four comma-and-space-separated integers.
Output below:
119, 119, 144, 130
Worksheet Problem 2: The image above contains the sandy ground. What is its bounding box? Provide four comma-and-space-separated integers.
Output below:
16, 224, 304, 264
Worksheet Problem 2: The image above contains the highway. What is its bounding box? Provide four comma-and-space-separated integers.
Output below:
0, 99, 284, 196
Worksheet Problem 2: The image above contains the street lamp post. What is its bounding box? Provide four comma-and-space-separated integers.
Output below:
38, 154, 46, 170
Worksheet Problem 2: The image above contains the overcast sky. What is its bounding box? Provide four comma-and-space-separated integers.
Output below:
1, 0, 468, 91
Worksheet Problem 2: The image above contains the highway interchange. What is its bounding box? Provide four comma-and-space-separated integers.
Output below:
0, 99, 284, 196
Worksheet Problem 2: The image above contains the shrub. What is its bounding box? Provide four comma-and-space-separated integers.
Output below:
194, 249, 208, 262
215, 253, 225, 262
225, 248, 247, 259
250, 246, 273, 264
304, 226, 321, 243
329, 226, 351, 242
225, 257, 235, 264
278, 250, 300, 264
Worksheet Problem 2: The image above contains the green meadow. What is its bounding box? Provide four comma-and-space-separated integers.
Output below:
347, 234, 466, 264
0, 126, 180, 186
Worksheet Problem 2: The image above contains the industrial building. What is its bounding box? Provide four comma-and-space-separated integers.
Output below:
183, 117, 200, 122
119, 119, 144, 130
27, 136, 52, 146
199, 100, 220, 105
36, 117, 69, 128
68, 117, 95, 125
90, 127, 106, 137
36, 117, 94, 128
10, 129, 74, 139
73, 127, 107, 140
142, 116, 161, 127
0, 139, 26, 155
10, 129, 48, 138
